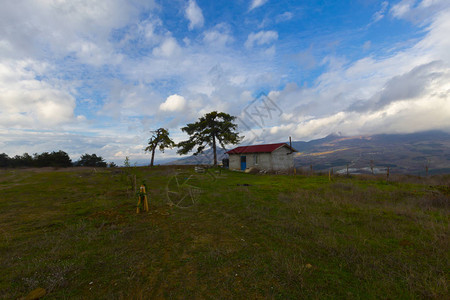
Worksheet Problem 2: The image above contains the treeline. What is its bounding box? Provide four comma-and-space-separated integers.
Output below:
0, 151, 111, 168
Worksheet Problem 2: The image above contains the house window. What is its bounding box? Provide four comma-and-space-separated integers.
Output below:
253, 154, 258, 165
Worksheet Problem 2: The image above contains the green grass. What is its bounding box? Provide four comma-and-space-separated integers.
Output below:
0, 167, 448, 299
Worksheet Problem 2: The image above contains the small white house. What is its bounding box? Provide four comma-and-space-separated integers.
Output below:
226, 143, 297, 171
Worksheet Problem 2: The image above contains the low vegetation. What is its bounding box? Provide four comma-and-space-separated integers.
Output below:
0, 152, 108, 168
0, 167, 448, 299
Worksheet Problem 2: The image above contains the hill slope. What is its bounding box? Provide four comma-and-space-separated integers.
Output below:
1, 167, 448, 298
293, 131, 450, 175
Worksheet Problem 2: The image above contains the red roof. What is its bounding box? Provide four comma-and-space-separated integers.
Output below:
226, 143, 297, 154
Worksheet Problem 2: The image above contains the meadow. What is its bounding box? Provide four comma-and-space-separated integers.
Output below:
0, 166, 448, 299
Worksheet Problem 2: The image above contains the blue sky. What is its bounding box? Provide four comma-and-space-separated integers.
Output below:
1, 0, 450, 165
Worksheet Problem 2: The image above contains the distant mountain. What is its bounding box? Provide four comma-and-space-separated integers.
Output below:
167, 147, 228, 165
293, 131, 450, 175
168, 131, 450, 175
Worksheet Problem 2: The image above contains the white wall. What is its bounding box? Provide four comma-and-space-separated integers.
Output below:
271, 147, 294, 170
228, 146, 295, 171
229, 154, 240, 170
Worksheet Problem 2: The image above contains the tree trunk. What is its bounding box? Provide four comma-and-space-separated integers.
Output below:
150, 147, 155, 167
212, 135, 217, 166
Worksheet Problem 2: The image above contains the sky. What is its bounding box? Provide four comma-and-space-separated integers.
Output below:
1, 0, 450, 165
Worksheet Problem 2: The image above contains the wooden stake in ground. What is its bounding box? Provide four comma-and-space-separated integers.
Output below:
386, 167, 390, 182
136, 185, 149, 213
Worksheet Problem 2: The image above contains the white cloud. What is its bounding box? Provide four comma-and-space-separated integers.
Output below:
0, 0, 156, 63
185, 0, 204, 30
203, 24, 234, 48
68, 41, 123, 66
390, 0, 414, 19
371, 1, 389, 23
0, 60, 76, 128
276, 12, 294, 23
100, 81, 163, 118
130, 17, 164, 46
390, 0, 449, 23
152, 37, 181, 57
160, 94, 187, 112
292, 48, 317, 70
290, 91, 450, 139
363, 41, 372, 51
250, 0, 269, 11
245, 30, 278, 49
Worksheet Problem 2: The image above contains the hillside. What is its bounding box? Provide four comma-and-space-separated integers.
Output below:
1, 167, 448, 298
293, 131, 450, 175
170, 131, 450, 174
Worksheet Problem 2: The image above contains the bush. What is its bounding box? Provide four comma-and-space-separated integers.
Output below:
33, 151, 72, 168
0, 151, 72, 168
0, 153, 10, 167
75, 154, 107, 167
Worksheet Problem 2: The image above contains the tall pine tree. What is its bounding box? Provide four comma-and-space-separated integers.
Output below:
145, 128, 175, 166
177, 111, 242, 166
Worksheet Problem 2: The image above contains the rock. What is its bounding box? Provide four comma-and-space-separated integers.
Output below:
23, 287, 46, 300
244, 167, 260, 174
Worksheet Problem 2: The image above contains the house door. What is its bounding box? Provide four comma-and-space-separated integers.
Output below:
240, 156, 246, 170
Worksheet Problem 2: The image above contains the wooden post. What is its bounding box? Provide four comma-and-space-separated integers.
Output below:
137, 185, 149, 213
346, 164, 349, 176
328, 169, 331, 181
142, 185, 149, 212
386, 167, 390, 182
310, 164, 313, 176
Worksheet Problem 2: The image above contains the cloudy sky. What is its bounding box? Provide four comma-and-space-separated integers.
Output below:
1, 0, 449, 165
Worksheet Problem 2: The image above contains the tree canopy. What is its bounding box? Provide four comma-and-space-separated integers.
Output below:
75, 153, 107, 167
145, 128, 175, 166
0, 151, 72, 168
177, 111, 242, 166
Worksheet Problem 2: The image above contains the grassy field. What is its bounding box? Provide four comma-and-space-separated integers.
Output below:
0, 166, 448, 299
